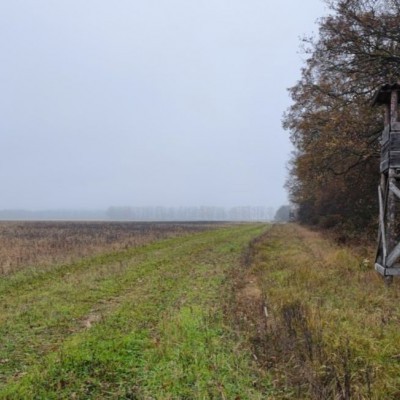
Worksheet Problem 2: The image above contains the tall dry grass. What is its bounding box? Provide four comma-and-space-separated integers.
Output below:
248, 224, 400, 399
0, 221, 222, 275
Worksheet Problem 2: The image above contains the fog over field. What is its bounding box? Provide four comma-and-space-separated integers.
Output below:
0, 1, 326, 213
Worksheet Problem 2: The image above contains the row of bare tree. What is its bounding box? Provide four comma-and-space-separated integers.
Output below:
106, 206, 274, 221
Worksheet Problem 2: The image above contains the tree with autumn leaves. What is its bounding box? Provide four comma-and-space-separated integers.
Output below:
284, 0, 400, 235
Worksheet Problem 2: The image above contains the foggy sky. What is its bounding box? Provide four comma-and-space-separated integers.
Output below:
0, 1, 326, 211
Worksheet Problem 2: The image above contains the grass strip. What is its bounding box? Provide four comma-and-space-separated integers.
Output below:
0, 224, 271, 399
251, 224, 400, 399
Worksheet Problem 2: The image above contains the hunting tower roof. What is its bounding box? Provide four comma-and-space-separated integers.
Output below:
372, 83, 400, 106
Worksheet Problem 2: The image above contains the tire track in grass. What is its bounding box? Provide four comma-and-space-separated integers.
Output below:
0, 224, 271, 398
0, 228, 234, 385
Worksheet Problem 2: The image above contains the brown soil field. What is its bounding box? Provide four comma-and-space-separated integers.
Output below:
0, 221, 224, 275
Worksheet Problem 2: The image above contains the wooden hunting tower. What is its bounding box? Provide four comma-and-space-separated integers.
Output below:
373, 83, 400, 279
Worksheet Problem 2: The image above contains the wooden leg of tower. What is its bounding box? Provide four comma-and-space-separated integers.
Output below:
378, 174, 387, 264
376, 173, 388, 277
386, 169, 396, 285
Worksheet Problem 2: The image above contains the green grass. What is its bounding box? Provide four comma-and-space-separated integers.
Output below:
8, 221, 394, 399
250, 224, 400, 399
0, 224, 271, 399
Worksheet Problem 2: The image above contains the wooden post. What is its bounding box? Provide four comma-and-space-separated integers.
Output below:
379, 174, 387, 263
385, 104, 390, 127
391, 90, 398, 125
385, 90, 399, 284
387, 167, 397, 254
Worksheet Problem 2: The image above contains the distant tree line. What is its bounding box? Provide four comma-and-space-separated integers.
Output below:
283, 0, 400, 234
274, 205, 291, 222
106, 206, 274, 221
0, 209, 105, 221
0, 206, 275, 221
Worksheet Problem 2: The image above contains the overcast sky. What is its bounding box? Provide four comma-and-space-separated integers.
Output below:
0, 0, 327, 210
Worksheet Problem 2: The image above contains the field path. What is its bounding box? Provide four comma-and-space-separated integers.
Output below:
0, 223, 272, 399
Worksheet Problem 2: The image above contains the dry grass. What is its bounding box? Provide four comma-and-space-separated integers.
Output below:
243, 223, 400, 399
0, 221, 223, 275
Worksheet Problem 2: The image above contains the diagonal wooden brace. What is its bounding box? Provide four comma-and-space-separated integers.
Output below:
386, 241, 400, 267
389, 181, 400, 199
